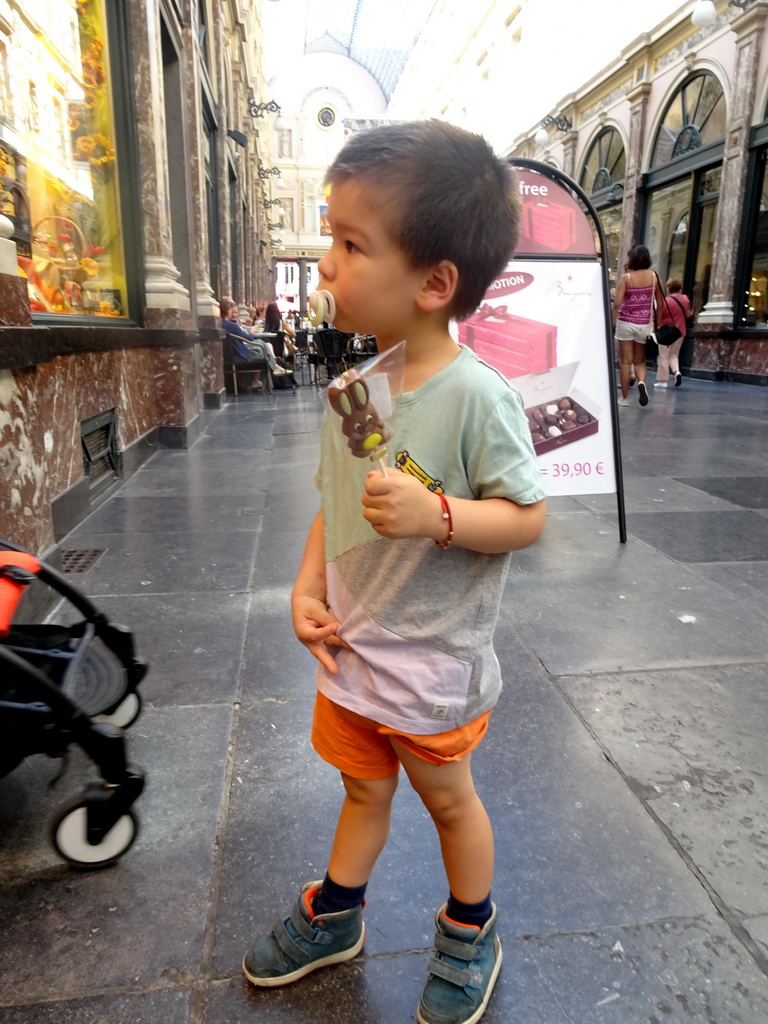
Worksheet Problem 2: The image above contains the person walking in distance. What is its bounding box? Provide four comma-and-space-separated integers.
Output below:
611, 245, 665, 407
654, 278, 691, 389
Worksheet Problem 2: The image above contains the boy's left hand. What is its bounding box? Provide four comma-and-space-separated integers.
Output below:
361, 470, 440, 541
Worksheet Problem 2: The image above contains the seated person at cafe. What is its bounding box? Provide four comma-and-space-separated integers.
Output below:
220, 298, 273, 392
264, 300, 299, 388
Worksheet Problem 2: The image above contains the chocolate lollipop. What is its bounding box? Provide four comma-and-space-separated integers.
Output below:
328, 372, 391, 473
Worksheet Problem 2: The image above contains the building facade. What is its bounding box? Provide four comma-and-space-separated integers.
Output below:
0, 0, 281, 555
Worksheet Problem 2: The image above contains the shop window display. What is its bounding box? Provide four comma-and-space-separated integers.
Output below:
0, 0, 126, 318
742, 152, 768, 327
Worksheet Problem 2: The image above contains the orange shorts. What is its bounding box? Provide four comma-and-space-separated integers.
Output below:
311, 690, 491, 779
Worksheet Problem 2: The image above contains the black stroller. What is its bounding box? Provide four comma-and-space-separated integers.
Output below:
0, 539, 146, 868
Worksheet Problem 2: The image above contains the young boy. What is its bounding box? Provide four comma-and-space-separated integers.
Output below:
243, 120, 547, 1024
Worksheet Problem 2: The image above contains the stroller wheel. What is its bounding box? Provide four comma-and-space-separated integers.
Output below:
93, 690, 142, 729
51, 796, 139, 868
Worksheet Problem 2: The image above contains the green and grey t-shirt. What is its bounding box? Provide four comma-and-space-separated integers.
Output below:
316, 344, 545, 735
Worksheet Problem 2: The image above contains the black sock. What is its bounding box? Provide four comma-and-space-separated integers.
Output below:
445, 892, 492, 929
313, 873, 367, 916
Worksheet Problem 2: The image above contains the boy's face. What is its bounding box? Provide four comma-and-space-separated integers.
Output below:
316, 180, 427, 345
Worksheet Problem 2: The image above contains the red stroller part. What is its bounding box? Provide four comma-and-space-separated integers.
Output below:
0, 539, 146, 868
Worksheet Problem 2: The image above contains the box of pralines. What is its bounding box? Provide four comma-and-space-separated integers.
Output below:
514, 362, 601, 455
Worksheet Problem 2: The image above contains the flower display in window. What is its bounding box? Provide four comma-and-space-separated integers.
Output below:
74, 133, 116, 167
10, 0, 127, 317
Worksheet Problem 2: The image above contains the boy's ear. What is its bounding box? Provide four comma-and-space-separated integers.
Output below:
417, 260, 459, 312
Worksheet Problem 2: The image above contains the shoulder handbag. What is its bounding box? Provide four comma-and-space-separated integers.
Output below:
654, 297, 682, 346
670, 295, 694, 332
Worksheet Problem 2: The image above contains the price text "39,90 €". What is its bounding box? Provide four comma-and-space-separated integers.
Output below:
545, 461, 605, 479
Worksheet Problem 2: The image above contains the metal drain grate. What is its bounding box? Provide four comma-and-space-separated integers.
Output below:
61, 549, 105, 574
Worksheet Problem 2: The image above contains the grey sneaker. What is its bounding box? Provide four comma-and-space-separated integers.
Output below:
417, 904, 502, 1024
243, 881, 365, 987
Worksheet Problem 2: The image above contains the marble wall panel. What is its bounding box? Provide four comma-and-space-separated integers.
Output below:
199, 319, 223, 394
0, 273, 32, 327
691, 335, 768, 378
730, 337, 768, 375
0, 348, 163, 552
144, 307, 194, 330
691, 336, 722, 373
149, 343, 200, 426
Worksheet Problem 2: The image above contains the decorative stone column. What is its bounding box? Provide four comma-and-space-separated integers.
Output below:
181, 2, 224, 404
127, 0, 192, 326
618, 82, 652, 268
126, 0, 206, 437
699, 0, 767, 326
561, 130, 579, 183
143, 256, 192, 328
298, 257, 308, 316
558, 99, 578, 180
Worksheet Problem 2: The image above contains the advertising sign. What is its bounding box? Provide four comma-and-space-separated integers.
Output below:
459, 161, 625, 535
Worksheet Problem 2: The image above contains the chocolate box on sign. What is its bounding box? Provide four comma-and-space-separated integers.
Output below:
525, 202, 577, 253
514, 362, 602, 456
458, 307, 557, 377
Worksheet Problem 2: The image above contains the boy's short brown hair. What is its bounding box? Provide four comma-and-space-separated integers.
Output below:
325, 120, 521, 320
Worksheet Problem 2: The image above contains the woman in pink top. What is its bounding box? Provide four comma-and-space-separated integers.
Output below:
654, 279, 691, 388
611, 245, 665, 408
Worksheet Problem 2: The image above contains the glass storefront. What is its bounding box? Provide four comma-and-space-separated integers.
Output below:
596, 204, 623, 288
641, 73, 725, 325
644, 170, 720, 317
645, 178, 693, 289
691, 170, 720, 316
0, 0, 127, 317
741, 148, 768, 327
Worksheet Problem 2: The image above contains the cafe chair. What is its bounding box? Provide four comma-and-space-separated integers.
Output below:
314, 328, 349, 381
223, 335, 272, 396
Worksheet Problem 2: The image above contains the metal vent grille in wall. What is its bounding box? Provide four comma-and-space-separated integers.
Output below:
81, 409, 119, 502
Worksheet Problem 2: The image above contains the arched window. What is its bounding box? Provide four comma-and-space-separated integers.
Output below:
579, 127, 626, 197
579, 127, 626, 283
650, 72, 725, 169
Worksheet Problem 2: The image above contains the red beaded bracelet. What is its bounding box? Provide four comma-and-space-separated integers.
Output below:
435, 492, 454, 549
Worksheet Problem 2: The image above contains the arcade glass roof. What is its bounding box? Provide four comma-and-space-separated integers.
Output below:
298, 0, 439, 101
